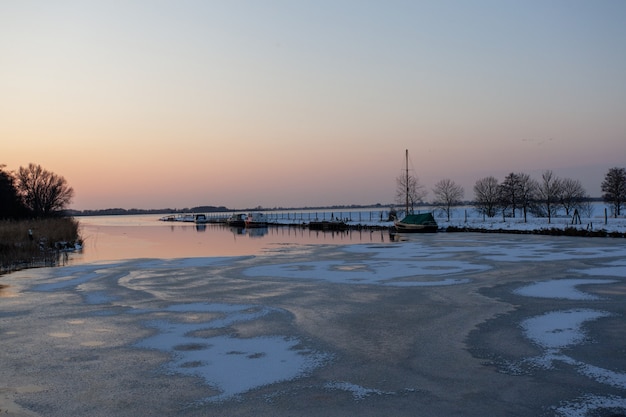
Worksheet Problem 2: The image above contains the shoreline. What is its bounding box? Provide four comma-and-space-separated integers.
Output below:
0, 217, 81, 276
443, 225, 626, 238
241, 220, 626, 238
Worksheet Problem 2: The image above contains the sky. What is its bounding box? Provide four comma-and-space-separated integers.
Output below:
2, 1, 625, 210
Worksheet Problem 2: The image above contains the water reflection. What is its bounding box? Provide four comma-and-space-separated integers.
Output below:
244, 226, 268, 238
71, 216, 394, 265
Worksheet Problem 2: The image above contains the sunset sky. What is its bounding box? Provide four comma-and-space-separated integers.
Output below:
2, 1, 625, 210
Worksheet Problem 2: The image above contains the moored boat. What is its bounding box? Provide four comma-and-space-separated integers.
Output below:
159, 214, 195, 222
394, 149, 438, 233
226, 213, 246, 227
245, 212, 268, 227
394, 213, 438, 233
194, 214, 208, 224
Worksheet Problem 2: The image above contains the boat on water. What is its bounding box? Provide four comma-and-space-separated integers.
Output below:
245, 212, 268, 228
394, 149, 438, 233
159, 214, 196, 222
194, 214, 209, 224
226, 213, 246, 227
159, 213, 213, 224
394, 212, 438, 233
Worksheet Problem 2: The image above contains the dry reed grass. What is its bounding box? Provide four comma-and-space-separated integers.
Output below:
0, 217, 81, 274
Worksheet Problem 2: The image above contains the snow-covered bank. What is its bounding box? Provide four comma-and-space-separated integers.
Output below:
441, 217, 626, 237
437, 205, 626, 236
258, 203, 626, 236
275, 213, 626, 237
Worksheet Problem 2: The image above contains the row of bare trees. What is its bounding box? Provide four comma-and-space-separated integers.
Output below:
0, 163, 74, 219
395, 171, 465, 221
397, 167, 626, 222
472, 170, 589, 223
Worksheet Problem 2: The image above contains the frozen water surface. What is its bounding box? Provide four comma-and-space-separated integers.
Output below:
4, 232, 626, 416
135, 303, 329, 402
323, 381, 392, 400
243, 258, 481, 286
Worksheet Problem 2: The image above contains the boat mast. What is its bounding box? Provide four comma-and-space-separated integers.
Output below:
405, 149, 409, 215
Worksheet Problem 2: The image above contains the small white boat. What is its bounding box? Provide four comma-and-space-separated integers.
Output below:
194, 214, 209, 224
159, 214, 195, 222
226, 213, 246, 227
245, 212, 268, 228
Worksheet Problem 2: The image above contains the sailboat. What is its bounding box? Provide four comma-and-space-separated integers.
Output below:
393, 149, 438, 233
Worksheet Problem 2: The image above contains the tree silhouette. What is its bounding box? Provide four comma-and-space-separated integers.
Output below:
499, 173, 522, 218
473, 176, 499, 218
560, 177, 587, 216
602, 167, 626, 217
516, 173, 538, 223
432, 179, 464, 221
536, 170, 562, 224
15, 163, 74, 217
395, 172, 426, 215
0, 165, 27, 219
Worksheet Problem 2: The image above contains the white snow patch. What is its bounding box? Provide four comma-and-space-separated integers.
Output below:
577, 363, 626, 389
514, 279, 616, 300
521, 309, 611, 349
135, 303, 329, 402
516, 308, 626, 392
511, 308, 626, 398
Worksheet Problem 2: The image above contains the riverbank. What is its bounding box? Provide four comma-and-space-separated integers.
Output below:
437, 211, 626, 238
271, 214, 626, 238
268, 221, 626, 238
185, 206, 626, 238
0, 217, 81, 275
444, 225, 626, 238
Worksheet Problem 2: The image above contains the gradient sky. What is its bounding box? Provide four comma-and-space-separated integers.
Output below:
2, 1, 625, 210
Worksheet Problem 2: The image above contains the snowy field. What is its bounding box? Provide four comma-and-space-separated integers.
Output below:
268, 203, 626, 234
1, 233, 626, 416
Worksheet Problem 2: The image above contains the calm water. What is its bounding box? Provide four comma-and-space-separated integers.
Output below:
69, 214, 394, 264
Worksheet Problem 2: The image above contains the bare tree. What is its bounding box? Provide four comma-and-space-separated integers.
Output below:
473, 176, 499, 218
432, 179, 464, 221
560, 177, 588, 216
578, 199, 594, 218
516, 172, 538, 223
601, 167, 626, 217
395, 172, 427, 215
15, 163, 74, 217
535, 170, 562, 224
498, 173, 522, 218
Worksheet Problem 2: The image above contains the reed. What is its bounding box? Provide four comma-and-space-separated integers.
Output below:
0, 217, 81, 274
